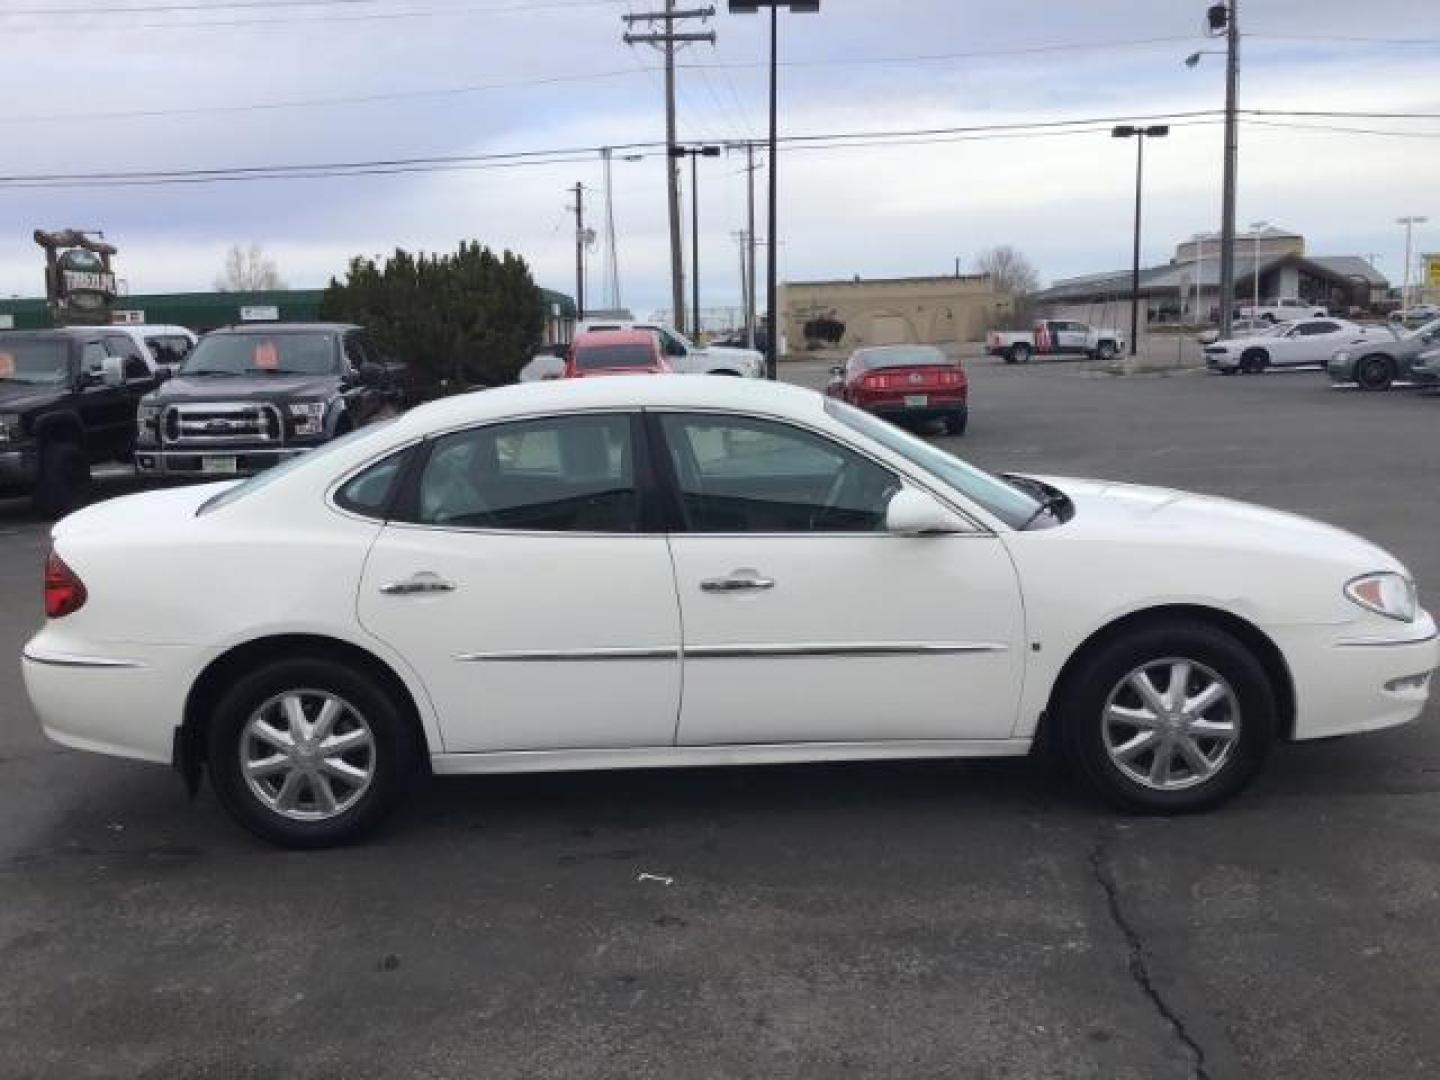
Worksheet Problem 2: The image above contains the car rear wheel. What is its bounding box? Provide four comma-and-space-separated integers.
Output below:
1355, 354, 1396, 392
1054, 620, 1275, 813
205, 657, 413, 848
1008, 344, 1032, 364
32, 441, 90, 518
1095, 341, 1118, 362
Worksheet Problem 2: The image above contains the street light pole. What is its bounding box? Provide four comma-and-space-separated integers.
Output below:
1398, 216, 1428, 308
1113, 123, 1169, 357
728, 0, 820, 379
670, 144, 721, 339
1249, 220, 1269, 316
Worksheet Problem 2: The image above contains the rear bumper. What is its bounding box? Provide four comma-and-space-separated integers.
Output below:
134, 445, 313, 477
23, 638, 210, 764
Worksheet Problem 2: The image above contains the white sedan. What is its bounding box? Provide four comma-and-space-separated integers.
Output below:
1203, 317, 1369, 374
23, 378, 1438, 847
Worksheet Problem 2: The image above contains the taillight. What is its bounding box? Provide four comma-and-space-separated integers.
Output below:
860, 373, 890, 390
44, 553, 87, 619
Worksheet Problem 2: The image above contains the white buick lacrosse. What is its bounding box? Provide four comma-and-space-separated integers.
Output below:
23, 376, 1438, 846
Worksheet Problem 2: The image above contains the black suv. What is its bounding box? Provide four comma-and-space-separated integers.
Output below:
135, 323, 404, 479
0, 327, 160, 514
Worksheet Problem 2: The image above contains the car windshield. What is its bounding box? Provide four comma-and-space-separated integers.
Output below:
575, 344, 656, 370
853, 347, 950, 370
0, 337, 71, 385
824, 398, 1042, 529
180, 332, 338, 376
197, 420, 397, 515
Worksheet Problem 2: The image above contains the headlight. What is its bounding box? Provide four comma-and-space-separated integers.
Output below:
1345, 572, 1418, 622
288, 401, 327, 436
0, 413, 20, 443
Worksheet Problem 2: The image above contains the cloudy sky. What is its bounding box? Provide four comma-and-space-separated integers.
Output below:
2, 0, 1438, 315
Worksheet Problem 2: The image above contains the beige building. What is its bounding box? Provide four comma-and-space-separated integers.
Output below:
780, 274, 1008, 349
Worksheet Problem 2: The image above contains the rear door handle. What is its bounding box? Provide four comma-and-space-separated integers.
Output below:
379, 572, 456, 596
700, 571, 775, 593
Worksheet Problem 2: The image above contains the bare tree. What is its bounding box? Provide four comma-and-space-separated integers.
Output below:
215, 244, 287, 292
973, 245, 1039, 297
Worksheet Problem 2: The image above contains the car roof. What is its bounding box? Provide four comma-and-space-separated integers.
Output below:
207, 323, 357, 335
573, 329, 657, 347
393, 373, 824, 436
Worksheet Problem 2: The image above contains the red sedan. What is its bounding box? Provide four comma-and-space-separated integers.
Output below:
565, 330, 671, 378
825, 345, 969, 434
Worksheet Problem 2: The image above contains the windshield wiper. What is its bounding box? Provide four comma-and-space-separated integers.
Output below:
182, 369, 240, 377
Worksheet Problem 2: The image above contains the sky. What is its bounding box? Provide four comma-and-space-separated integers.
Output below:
2, 0, 1439, 316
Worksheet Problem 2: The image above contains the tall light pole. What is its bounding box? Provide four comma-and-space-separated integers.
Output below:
1112, 124, 1169, 356
1398, 216, 1428, 308
728, 0, 820, 379
1187, 1, 1240, 337
1191, 232, 1208, 321
670, 143, 722, 338
1249, 220, 1269, 315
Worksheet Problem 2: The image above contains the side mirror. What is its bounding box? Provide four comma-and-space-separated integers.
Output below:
153, 366, 172, 384
87, 355, 125, 387
829, 364, 845, 377
884, 487, 965, 536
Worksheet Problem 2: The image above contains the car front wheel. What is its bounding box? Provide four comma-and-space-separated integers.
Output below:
205, 657, 413, 848
1054, 620, 1275, 813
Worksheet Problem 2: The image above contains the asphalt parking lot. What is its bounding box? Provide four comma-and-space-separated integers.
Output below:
2, 359, 1438, 1079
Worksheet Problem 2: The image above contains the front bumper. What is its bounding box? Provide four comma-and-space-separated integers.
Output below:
1327, 355, 1358, 383
0, 446, 40, 496
1273, 611, 1440, 740
1205, 351, 1239, 371
134, 445, 314, 477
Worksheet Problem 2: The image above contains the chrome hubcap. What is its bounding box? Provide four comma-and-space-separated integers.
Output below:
240, 690, 375, 821
1102, 658, 1240, 791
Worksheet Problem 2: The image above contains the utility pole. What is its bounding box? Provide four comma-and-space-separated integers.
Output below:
600, 148, 621, 313
734, 229, 751, 336
1216, 0, 1240, 339
744, 142, 759, 348
622, 4, 716, 333
569, 182, 586, 321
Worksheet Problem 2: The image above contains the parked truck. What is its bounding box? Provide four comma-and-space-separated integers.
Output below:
986, 320, 1126, 364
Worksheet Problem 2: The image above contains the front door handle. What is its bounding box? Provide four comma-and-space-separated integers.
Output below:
700, 571, 775, 593
379, 572, 456, 596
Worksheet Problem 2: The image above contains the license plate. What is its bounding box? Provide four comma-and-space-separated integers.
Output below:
201, 456, 238, 475
904, 394, 928, 407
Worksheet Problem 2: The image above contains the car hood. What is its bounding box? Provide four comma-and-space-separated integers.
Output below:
151, 373, 340, 402
1027, 475, 1402, 572
0, 382, 65, 412
704, 344, 763, 363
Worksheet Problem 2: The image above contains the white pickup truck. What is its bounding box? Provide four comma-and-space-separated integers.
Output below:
986, 320, 1126, 364
1238, 297, 1328, 322
580, 320, 766, 377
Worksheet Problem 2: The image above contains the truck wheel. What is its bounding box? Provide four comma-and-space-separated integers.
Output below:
1355, 354, 1395, 392
1009, 344, 1032, 364
32, 441, 90, 518
1095, 341, 1118, 362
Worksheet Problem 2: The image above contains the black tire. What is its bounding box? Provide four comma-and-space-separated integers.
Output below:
31, 441, 90, 518
708, 369, 743, 377
1355, 353, 1395, 392
1095, 341, 1118, 362
205, 657, 415, 848
1010, 344, 1032, 364
1053, 620, 1275, 814
1239, 348, 1269, 375
944, 409, 968, 436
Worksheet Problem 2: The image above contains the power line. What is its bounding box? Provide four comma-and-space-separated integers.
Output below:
4, 0, 628, 29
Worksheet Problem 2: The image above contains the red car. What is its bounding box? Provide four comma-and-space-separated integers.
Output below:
565, 329, 671, 378
825, 345, 968, 434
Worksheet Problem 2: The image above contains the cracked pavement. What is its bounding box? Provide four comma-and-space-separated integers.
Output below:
1, 359, 1438, 1078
